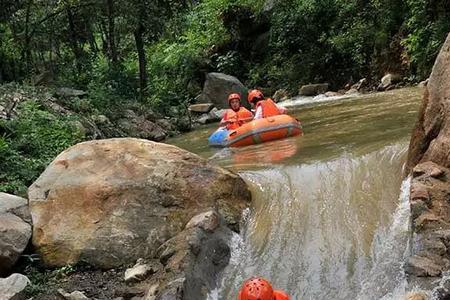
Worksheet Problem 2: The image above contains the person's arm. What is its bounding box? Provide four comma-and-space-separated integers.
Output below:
254, 106, 263, 119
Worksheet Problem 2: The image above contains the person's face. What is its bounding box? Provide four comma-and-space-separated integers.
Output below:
230, 98, 240, 110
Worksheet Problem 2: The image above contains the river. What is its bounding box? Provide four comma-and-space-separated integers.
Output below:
169, 87, 423, 300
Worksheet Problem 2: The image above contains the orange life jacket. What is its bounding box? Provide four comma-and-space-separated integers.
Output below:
256, 98, 282, 118
273, 290, 290, 300
223, 107, 253, 130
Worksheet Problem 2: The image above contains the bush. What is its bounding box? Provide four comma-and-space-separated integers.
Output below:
0, 101, 83, 195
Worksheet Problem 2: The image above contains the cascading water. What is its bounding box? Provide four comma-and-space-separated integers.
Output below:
169, 87, 424, 300
212, 144, 412, 300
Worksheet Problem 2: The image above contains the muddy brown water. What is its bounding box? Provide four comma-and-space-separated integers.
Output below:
168, 87, 423, 300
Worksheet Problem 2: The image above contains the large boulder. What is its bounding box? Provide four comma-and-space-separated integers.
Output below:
405, 32, 450, 292
28, 138, 250, 268
406, 33, 450, 172
199, 73, 248, 109
0, 193, 32, 274
299, 83, 329, 96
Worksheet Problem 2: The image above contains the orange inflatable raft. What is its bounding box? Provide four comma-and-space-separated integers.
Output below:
208, 114, 303, 147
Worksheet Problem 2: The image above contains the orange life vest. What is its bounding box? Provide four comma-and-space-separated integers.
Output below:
223, 107, 253, 130
256, 98, 282, 118
274, 290, 290, 300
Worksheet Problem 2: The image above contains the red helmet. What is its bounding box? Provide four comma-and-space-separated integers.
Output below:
228, 93, 241, 103
238, 277, 274, 300
248, 89, 264, 104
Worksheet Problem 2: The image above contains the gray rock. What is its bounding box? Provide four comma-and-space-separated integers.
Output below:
200, 73, 248, 109
195, 114, 210, 125
272, 89, 291, 102
378, 73, 402, 91
0, 193, 32, 274
299, 83, 329, 96
124, 259, 162, 283
345, 88, 359, 95
324, 91, 342, 97
144, 284, 159, 300
58, 289, 90, 300
55, 88, 87, 98
185, 211, 220, 232
207, 108, 222, 122
0, 273, 30, 300
351, 78, 368, 91
188, 104, 215, 114
117, 110, 167, 142
155, 119, 176, 132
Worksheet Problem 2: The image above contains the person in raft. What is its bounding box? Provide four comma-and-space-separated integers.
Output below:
247, 89, 287, 119
220, 93, 253, 130
238, 277, 290, 300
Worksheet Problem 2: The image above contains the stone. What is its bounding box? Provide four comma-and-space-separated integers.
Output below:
28, 138, 250, 268
418, 79, 429, 88
324, 91, 342, 97
410, 182, 430, 202
378, 73, 402, 91
188, 104, 215, 114
144, 284, 159, 300
199, 73, 248, 109
411, 200, 429, 220
55, 88, 87, 98
117, 110, 167, 142
272, 89, 291, 102
351, 78, 368, 91
58, 289, 90, 300
155, 119, 176, 133
412, 161, 445, 179
406, 255, 443, 277
185, 211, 220, 232
195, 114, 210, 125
207, 108, 222, 122
299, 83, 329, 96
124, 259, 162, 283
0, 193, 32, 274
345, 88, 359, 95
0, 274, 30, 300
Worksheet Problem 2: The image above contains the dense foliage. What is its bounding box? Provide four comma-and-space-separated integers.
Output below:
1, 0, 449, 104
0, 0, 449, 194
0, 85, 83, 195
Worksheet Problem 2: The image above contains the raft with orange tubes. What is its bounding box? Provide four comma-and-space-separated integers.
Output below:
208, 114, 303, 147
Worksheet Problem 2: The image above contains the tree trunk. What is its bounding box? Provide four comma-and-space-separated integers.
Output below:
65, 4, 83, 72
22, 0, 33, 70
134, 23, 147, 100
106, 0, 118, 63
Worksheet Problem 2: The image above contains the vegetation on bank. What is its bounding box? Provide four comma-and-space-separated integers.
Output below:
0, 85, 84, 195
0, 0, 449, 194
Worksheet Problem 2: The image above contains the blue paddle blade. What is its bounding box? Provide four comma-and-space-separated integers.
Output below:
208, 128, 229, 147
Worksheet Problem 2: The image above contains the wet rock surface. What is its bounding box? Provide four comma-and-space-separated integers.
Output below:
406, 33, 450, 297
199, 73, 248, 109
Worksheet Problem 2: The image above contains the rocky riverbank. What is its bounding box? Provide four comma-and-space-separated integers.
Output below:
405, 33, 450, 296
0, 138, 251, 299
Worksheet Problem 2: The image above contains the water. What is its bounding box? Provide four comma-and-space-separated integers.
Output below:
169, 87, 423, 299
